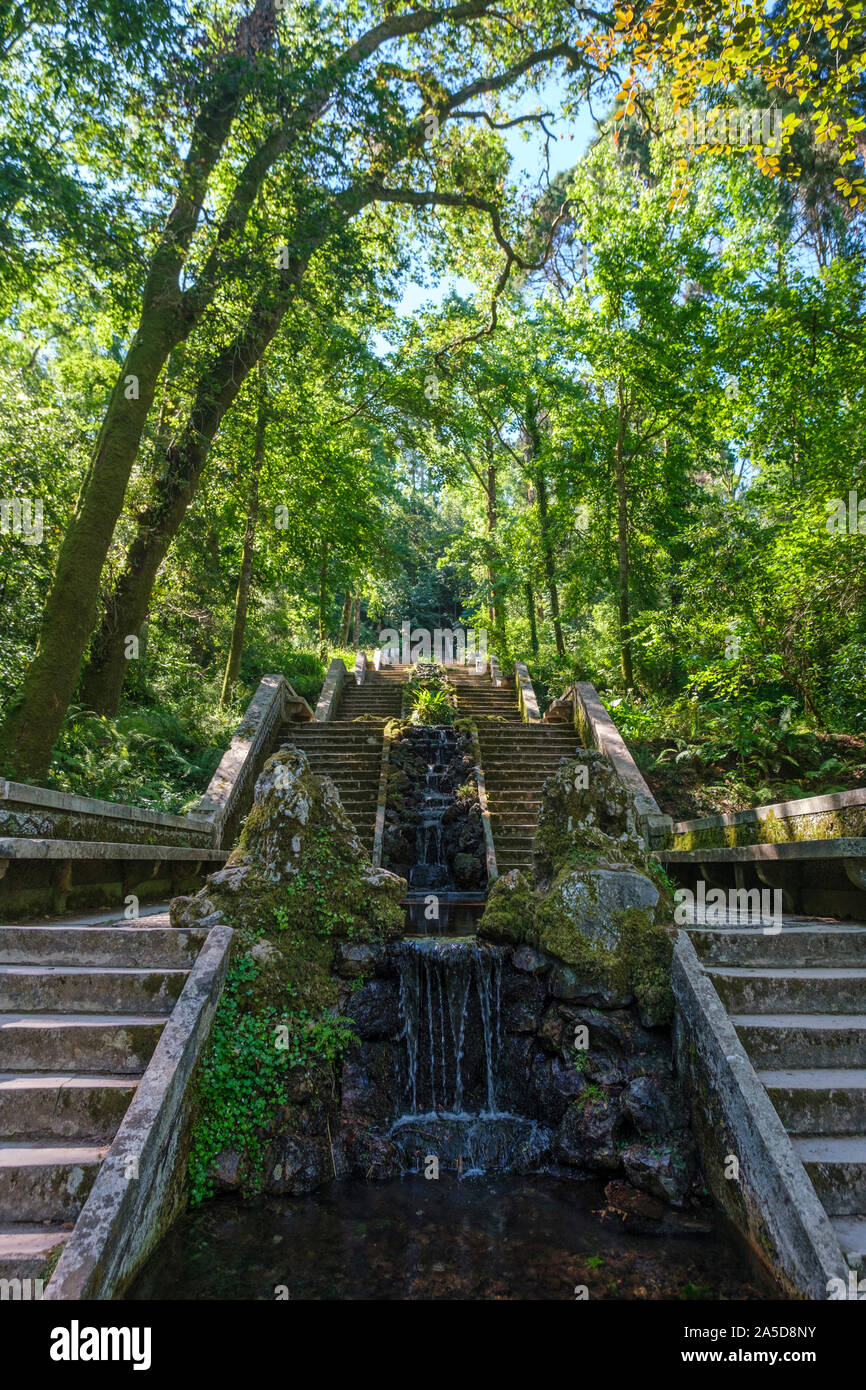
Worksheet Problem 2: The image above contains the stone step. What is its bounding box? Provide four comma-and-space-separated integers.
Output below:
309, 776, 381, 789
481, 751, 574, 761
830, 1215, 866, 1273
758, 1068, 866, 1135
478, 730, 580, 739
732, 1014, 866, 1068
0, 1072, 137, 1140
688, 925, 866, 968
0, 964, 188, 1014
296, 749, 382, 759
791, 1135, 866, 1215
0, 1014, 167, 1073
0, 1223, 70, 1281
296, 755, 382, 767
0, 1141, 107, 1222
285, 732, 385, 742
0, 924, 206, 969
709, 966, 866, 1014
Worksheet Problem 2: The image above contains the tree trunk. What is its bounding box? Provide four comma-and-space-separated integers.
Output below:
482, 456, 507, 655
0, 2, 276, 778
615, 378, 634, 690
220, 363, 267, 705
318, 542, 329, 657
534, 467, 565, 658
352, 595, 361, 649
78, 245, 313, 716
339, 593, 352, 647
76, 174, 382, 717
525, 580, 539, 658
521, 398, 564, 659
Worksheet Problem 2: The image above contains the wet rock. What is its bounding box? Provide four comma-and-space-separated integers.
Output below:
511, 944, 551, 975
494, 1034, 536, 1112
622, 1141, 694, 1205
266, 1136, 334, 1194
501, 975, 546, 1037
548, 962, 633, 1008
333, 941, 379, 979
344, 979, 400, 1039
339, 1043, 402, 1128
622, 1076, 686, 1136
530, 1052, 586, 1124
340, 1126, 398, 1180
453, 852, 483, 889
555, 1095, 622, 1170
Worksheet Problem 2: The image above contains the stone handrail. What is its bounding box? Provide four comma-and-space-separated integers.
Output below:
566, 681, 672, 848
194, 674, 313, 847
672, 931, 849, 1298
670, 787, 866, 850
314, 658, 347, 721
514, 661, 541, 723
0, 781, 213, 850
489, 653, 503, 687
469, 728, 498, 882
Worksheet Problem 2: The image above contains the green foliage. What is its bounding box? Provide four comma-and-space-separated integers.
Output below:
188, 946, 358, 1206
405, 664, 457, 726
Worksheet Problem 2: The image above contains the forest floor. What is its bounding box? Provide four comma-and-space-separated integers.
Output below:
632, 731, 866, 820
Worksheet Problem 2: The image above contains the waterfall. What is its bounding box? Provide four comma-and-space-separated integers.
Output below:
389, 936, 549, 1175
394, 937, 504, 1117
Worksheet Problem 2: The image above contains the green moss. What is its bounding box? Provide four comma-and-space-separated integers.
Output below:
478, 870, 537, 944
187, 818, 402, 1204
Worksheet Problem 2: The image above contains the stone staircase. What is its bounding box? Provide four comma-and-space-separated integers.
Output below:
688, 915, 866, 1274
278, 667, 406, 855
451, 670, 583, 876
0, 907, 207, 1287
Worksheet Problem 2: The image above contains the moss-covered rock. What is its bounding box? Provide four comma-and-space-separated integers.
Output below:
481, 751, 676, 1025
478, 869, 537, 945
177, 746, 407, 1203
534, 749, 646, 883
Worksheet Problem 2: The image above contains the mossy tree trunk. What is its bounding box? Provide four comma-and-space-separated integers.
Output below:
525, 580, 539, 658
339, 593, 352, 646
79, 246, 314, 717
221, 362, 268, 706
0, 3, 275, 779
615, 376, 634, 692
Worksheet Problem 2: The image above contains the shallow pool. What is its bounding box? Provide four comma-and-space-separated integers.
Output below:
125, 1174, 777, 1301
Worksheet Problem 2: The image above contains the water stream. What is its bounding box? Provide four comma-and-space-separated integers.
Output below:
388, 936, 549, 1175
399, 726, 486, 934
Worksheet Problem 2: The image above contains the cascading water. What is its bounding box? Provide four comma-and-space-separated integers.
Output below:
388, 936, 549, 1175
407, 727, 452, 897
